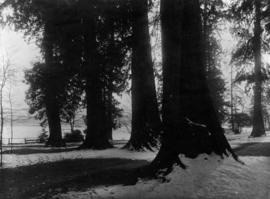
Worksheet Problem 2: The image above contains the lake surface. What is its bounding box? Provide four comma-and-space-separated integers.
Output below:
1, 124, 83, 144
1, 124, 130, 144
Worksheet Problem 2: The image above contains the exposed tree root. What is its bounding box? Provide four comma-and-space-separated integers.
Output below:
123, 138, 159, 152
78, 140, 113, 150
123, 128, 160, 152
45, 140, 66, 147
134, 119, 241, 179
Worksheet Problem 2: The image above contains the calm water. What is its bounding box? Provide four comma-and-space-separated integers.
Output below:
1, 124, 82, 144
1, 125, 41, 144
3, 125, 42, 138
1, 124, 130, 144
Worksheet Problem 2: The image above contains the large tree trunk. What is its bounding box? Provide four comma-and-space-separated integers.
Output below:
45, 95, 63, 147
81, 76, 112, 149
148, 0, 237, 175
105, 90, 113, 141
43, 22, 64, 147
250, 0, 265, 137
79, 2, 112, 149
124, 0, 161, 151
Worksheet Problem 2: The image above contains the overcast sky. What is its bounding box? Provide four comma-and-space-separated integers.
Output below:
0, 26, 40, 114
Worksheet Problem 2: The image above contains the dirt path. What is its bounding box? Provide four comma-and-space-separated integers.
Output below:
0, 158, 148, 199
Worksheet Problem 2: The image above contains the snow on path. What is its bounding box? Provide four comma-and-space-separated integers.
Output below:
1, 148, 156, 169
226, 129, 270, 148
51, 155, 270, 199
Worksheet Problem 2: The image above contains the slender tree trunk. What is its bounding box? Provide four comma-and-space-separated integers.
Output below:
231, 66, 235, 132
250, 0, 265, 137
69, 118, 74, 133
43, 22, 64, 147
147, 0, 237, 175
8, 88, 13, 152
79, 3, 112, 149
0, 88, 3, 166
230, 63, 235, 133
267, 113, 270, 130
124, 0, 161, 151
105, 23, 115, 142
230, 64, 240, 134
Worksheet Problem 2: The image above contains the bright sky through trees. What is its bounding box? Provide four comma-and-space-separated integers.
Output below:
1, 1, 270, 120
0, 27, 40, 112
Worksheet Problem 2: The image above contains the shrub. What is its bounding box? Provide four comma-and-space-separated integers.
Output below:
64, 129, 84, 143
38, 131, 48, 143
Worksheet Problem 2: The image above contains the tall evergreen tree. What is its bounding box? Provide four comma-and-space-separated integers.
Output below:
4, 0, 130, 149
124, 0, 161, 151
148, 0, 237, 175
230, 0, 267, 137
97, 14, 130, 141
79, 0, 131, 149
251, 0, 265, 137
42, 22, 64, 147
3, 1, 89, 147
77, 0, 113, 149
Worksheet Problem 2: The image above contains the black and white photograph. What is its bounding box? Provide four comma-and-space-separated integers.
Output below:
0, 0, 270, 198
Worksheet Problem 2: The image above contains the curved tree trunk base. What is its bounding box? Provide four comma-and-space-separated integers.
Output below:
123, 129, 160, 152
138, 120, 240, 178
233, 129, 241, 134
122, 140, 157, 152
78, 140, 113, 150
45, 140, 66, 147
250, 129, 266, 138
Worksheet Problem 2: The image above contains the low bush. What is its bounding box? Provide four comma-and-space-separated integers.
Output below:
64, 129, 84, 143
38, 131, 49, 143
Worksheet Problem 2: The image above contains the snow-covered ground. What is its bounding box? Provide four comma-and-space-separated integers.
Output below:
2, 128, 270, 199
2, 148, 155, 168
226, 127, 270, 147
49, 130, 270, 199
51, 155, 270, 199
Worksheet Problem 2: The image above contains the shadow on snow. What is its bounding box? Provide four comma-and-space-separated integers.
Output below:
234, 142, 270, 156
0, 158, 148, 199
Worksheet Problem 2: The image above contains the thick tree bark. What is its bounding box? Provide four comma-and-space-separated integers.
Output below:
250, 0, 265, 137
79, 2, 112, 149
45, 95, 63, 147
43, 22, 64, 147
147, 0, 237, 175
124, 0, 161, 151
81, 75, 112, 149
106, 90, 113, 141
